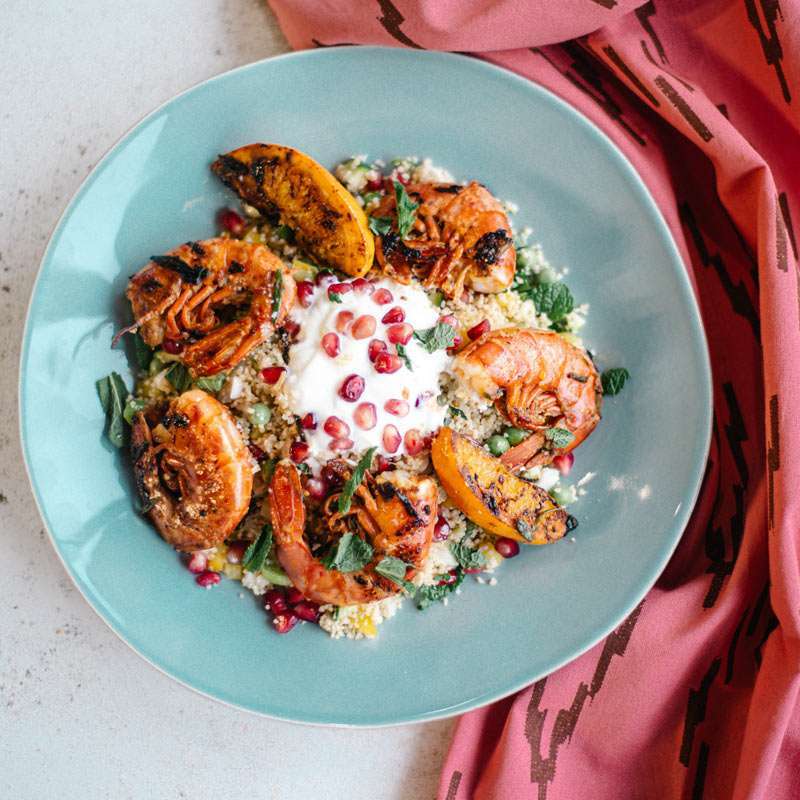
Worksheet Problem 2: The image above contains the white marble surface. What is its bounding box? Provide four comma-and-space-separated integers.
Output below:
0, 2, 455, 797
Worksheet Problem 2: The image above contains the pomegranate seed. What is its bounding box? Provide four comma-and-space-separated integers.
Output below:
321, 332, 340, 358
187, 552, 207, 574
264, 588, 288, 614
395, 172, 409, 185
495, 537, 521, 558
305, 476, 328, 501
196, 570, 221, 588
354, 402, 377, 430
339, 374, 365, 402
366, 177, 383, 191
272, 612, 299, 633
552, 452, 575, 476
439, 314, 457, 327
383, 424, 401, 453
261, 366, 285, 384
447, 335, 463, 354
467, 319, 491, 340
351, 314, 377, 340
464, 567, 484, 574
384, 398, 409, 417
219, 208, 245, 235
352, 277, 374, 295
248, 443, 265, 462
433, 515, 450, 542
286, 587, 305, 605
226, 542, 247, 564
315, 270, 336, 286
374, 454, 390, 473
335, 310, 354, 333
296, 280, 315, 307
374, 352, 402, 374
404, 428, 426, 456
323, 416, 350, 438
387, 323, 413, 345
328, 282, 353, 299
372, 288, 393, 305
437, 569, 459, 586
282, 318, 301, 339
290, 440, 310, 463
321, 464, 345, 487
368, 339, 387, 362
329, 437, 354, 452
300, 412, 317, 430
381, 306, 405, 324
162, 338, 183, 354
293, 600, 321, 622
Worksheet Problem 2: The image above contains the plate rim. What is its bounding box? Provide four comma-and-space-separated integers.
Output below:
18, 45, 713, 727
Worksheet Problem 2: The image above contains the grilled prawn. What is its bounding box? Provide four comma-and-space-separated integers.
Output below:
453, 328, 601, 468
117, 238, 295, 376
372, 181, 515, 298
131, 389, 253, 552
268, 460, 437, 606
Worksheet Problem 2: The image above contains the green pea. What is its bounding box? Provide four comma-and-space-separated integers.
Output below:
249, 403, 272, 429
430, 290, 444, 307
487, 434, 510, 456
505, 427, 528, 446
537, 265, 558, 285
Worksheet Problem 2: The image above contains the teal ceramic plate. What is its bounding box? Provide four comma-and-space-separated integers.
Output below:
20, 48, 711, 725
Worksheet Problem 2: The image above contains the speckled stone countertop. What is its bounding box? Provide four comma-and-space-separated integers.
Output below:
1, 2, 455, 796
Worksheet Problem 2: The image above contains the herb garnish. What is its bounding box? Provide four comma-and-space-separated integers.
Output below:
393, 180, 419, 239
368, 216, 393, 236
337, 447, 377, 514
166, 362, 192, 393
527, 282, 574, 324
601, 367, 630, 396
243, 525, 273, 573
271, 269, 283, 322
321, 533, 374, 572
450, 534, 486, 571
123, 396, 146, 425
329, 292, 343, 304
150, 255, 208, 285
544, 427, 575, 449
274, 224, 294, 242
396, 343, 413, 371
448, 405, 467, 420
416, 569, 465, 609
375, 556, 415, 593
133, 333, 152, 370
194, 373, 227, 394
413, 321, 456, 353
96, 372, 129, 448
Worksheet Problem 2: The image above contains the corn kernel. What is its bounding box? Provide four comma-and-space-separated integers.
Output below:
208, 555, 226, 572
356, 614, 377, 638
223, 563, 243, 581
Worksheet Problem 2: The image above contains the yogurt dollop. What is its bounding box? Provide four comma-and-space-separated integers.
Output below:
284, 276, 450, 465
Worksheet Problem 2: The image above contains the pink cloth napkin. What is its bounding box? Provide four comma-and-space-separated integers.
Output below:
267, 2, 800, 797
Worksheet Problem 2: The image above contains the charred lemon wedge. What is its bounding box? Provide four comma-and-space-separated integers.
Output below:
212, 144, 374, 277
431, 427, 568, 545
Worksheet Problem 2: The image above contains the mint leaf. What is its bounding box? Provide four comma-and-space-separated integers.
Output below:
322, 532, 374, 572
96, 372, 129, 448
194, 373, 227, 394
450, 536, 486, 571
274, 224, 294, 242
528, 282, 574, 322
394, 180, 419, 239
375, 556, 415, 593
329, 292, 343, 303
544, 427, 574, 449
449, 405, 467, 419
271, 269, 283, 321
412, 322, 456, 353
396, 343, 412, 371
133, 332, 153, 370
337, 447, 377, 514
416, 569, 465, 610
369, 216, 393, 236
166, 362, 192, 393
601, 367, 630, 396
243, 525, 273, 573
